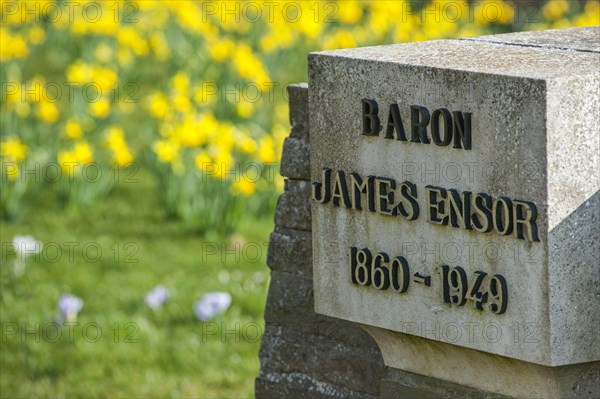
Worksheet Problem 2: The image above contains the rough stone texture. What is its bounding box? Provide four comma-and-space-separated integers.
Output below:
380, 367, 510, 399
288, 83, 309, 140
309, 31, 600, 368
274, 179, 311, 231
263, 271, 315, 325
280, 84, 311, 180
256, 371, 378, 399
262, 270, 393, 349
546, 77, 600, 366
308, 39, 599, 79
256, 84, 385, 398
267, 228, 312, 277
280, 137, 310, 180
259, 322, 384, 394
464, 26, 600, 53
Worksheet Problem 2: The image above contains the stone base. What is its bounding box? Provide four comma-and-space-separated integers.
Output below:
380, 367, 509, 399
364, 325, 600, 399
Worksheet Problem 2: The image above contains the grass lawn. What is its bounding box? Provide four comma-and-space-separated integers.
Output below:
0, 168, 273, 398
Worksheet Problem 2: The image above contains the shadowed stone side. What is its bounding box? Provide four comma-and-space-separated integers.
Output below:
273, 180, 311, 231
280, 137, 310, 180
267, 228, 312, 277
256, 84, 385, 398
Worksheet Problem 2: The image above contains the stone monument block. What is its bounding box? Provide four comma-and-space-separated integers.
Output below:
309, 31, 599, 370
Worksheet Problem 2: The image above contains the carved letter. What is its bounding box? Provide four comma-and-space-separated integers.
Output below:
426, 185, 448, 225
452, 111, 472, 150
471, 193, 493, 233
331, 170, 352, 208
362, 99, 381, 136
385, 103, 407, 141
312, 168, 332, 204
397, 181, 419, 220
512, 199, 540, 242
431, 108, 453, 146
410, 105, 431, 144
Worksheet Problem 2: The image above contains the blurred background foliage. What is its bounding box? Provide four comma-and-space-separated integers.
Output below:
2, 0, 598, 231
0, 0, 598, 398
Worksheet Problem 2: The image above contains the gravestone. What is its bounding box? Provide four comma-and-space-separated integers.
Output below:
257, 26, 599, 399
310, 25, 600, 397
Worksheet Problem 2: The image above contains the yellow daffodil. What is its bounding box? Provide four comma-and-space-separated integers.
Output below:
195, 152, 213, 172
260, 27, 295, 53
91, 67, 117, 92
153, 140, 180, 164
173, 94, 192, 113
172, 72, 190, 93
257, 137, 276, 163
543, 0, 569, 21
176, 119, 203, 147
198, 113, 219, 138
58, 150, 78, 177
209, 39, 235, 62
232, 179, 256, 196
215, 123, 235, 153
4, 82, 21, 104
295, 4, 323, 38
118, 27, 149, 56
237, 135, 258, 154
236, 100, 255, 118
65, 120, 83, 139
67, 61, 92, 84
1, 137, 27, 162
323, 30, 358, 50
90, 98, 111, 118
28, 26, 45, 45
233, 45, 269, 81
214, 151, 234, 180
57, 141, 94, 178
106, 126, 134, 166
38, 101, 59, 123
338, 0, 363, 24
149, 92, 169, 118
0, 28, 28, 61
275, 175, 284, 193
73, 142, 93, 164
576, 1, 600, 26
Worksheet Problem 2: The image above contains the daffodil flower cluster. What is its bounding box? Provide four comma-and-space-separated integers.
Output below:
1, 0, 598, 227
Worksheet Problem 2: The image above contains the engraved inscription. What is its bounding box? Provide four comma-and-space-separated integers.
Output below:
350, 247, 509, 315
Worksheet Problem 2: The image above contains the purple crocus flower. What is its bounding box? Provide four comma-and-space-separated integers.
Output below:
58, 294, 84, 322
144, 285, 169, 309
194, 292, 231, 321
